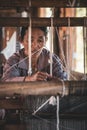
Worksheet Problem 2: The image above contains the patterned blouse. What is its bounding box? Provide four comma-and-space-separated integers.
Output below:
2, 48, 67, 81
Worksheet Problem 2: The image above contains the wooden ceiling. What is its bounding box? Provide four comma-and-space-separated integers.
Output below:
0, 0, 87, 8
0, 0, 87, 27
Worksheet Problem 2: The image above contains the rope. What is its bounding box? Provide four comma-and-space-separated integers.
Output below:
28, 0, 32, 76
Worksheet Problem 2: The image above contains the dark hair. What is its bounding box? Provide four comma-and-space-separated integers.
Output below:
38, 27, 48, 36
20, 26, 28, 41
20, 26, 48, 41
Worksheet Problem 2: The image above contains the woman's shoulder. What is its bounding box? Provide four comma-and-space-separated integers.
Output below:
7, 50, 23, 65
42, 48, 60, 59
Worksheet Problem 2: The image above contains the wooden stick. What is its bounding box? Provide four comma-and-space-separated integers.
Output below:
0, 80, 87, 96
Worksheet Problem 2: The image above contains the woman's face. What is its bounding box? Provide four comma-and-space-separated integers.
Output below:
23, 28, 46, 55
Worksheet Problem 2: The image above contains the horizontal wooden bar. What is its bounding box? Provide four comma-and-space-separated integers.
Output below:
0, 80, 87, 97
0, 80, 66, 96
0, 17, 28, 27
0, 0, 87, 8
0, 17, 86, 27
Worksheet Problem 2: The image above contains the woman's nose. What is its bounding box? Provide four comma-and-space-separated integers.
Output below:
32, 40, 37, 47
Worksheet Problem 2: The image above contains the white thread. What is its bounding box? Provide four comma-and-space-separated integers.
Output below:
32, 98, 50, 115
3, 48, 42, 78
21, 10, 28, 17
56, 96, 59, 130
28, 0, 32, 76
50, 17, 53, 76
66, 17, 70, 80
29, 0, 31, 7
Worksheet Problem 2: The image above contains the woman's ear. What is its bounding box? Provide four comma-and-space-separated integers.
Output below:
45, 36, 48, 42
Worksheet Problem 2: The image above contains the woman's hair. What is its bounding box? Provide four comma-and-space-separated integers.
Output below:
20, 26, 48, 41
20, 26, 28, 41
38, 27, 48, 36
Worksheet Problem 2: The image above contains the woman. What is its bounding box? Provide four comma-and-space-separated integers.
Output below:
2, 26, 67, 81
1, 26, 67, 128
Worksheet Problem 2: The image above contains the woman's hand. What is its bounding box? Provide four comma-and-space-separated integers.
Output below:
25, 71, 52, 81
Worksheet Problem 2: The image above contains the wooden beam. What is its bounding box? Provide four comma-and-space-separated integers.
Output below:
0, 80, 87, 97
0, 17, 86, 27
0, 17, 28, 27
0, 0, 87, 8
0, 80, 66, 97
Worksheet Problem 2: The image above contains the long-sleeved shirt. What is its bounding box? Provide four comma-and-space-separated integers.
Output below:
2, 48, 67, 81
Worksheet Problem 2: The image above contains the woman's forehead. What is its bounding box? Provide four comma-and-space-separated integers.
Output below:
32, 28, 44, 36
25, 28, 45, 39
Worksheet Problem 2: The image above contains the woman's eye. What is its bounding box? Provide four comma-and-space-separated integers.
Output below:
38, 39, 44, 43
